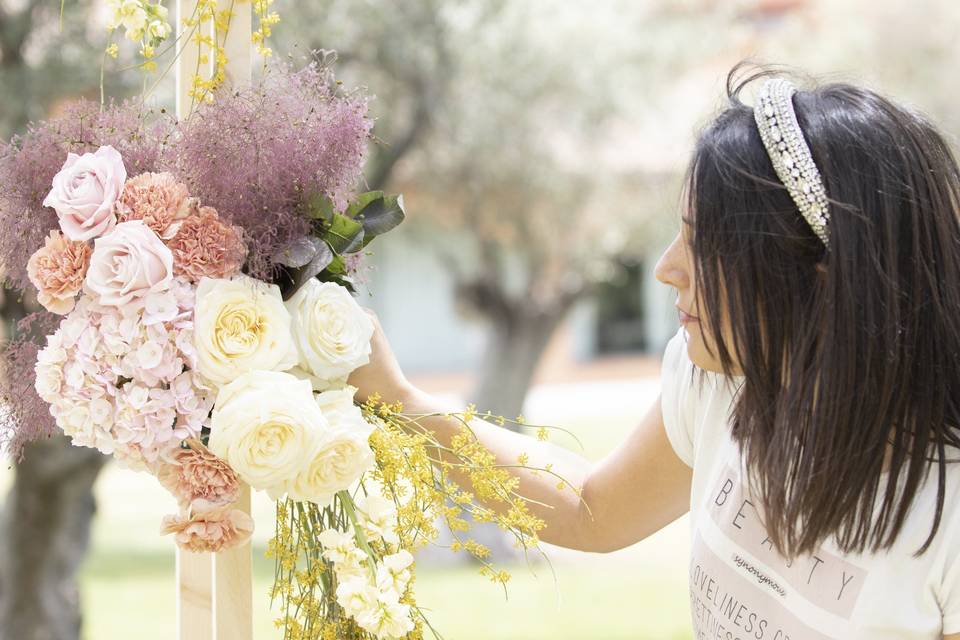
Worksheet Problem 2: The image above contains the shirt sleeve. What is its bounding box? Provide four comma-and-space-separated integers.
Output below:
660, 328, 696, 468
939, 515, 960, 634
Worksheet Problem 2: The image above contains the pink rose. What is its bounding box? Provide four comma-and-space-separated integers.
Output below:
160, 507, 254, 553
86, 220, 174, 306
43, 146, 126, 241
26, 230, 92, 314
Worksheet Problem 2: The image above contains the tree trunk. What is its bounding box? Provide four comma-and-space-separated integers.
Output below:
0, 437, 107, 640
470, 307, 566, 422
451, 303, 570, 562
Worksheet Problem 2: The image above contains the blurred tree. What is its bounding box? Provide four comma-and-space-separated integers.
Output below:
0, 2, 129, 638
279, 0, 960, 422
276, 0, 739, 419
0, 0, 105, 132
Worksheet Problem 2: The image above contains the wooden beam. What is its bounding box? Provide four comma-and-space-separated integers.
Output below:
175, 2, 254, 639
176, 550, 213, 640
213, 484, 252, 640
218, 0, 252, 88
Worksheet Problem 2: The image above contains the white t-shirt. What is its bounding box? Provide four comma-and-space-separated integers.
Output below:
660, 329, 960, 640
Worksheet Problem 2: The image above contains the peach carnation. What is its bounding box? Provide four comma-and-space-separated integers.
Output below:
160, 507, 254, 553
115, 172, 193, 239
26, 230, 92, 314
157, 440, 241, 511
167, 206, 247, 282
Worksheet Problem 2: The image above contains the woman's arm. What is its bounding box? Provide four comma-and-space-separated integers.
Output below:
349, 312, 693, 553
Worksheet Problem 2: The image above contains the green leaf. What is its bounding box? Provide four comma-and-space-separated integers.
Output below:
305, 193, 336, 223
344, 191, 385, 219
359, 194, 405, 246
325, 213, 365, 254
325, 255, 347, 275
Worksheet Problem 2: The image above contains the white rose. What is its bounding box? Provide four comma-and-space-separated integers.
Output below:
207, 370, 325, 496
193, 275, 297, 385
285, 279, 374, 387
288, 429, 375, 506
284, 386, 376, 505
315, 386, 375, 437
86, 220, 173, 306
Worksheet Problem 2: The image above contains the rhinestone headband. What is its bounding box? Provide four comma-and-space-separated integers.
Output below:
753, 78, 831, 247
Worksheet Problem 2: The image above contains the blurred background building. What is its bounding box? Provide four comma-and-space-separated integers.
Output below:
1, 1, 959, 638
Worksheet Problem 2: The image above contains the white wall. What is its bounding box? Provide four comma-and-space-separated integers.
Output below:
362, 236, 678, 374
362, 236, 487, 374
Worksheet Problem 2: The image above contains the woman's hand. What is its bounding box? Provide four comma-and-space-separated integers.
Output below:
349, 309, 419, 406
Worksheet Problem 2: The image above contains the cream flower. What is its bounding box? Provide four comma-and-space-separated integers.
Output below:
356, 592, 414, 639
318, 527, 361, 565
335, 578, 380, 620
376, 550, 414, 595
207, 370, 326, 496
285, 279, 374, 388
356, 493, 401, 547
315, 386, 375, 437
287, 430, 374, 506
192, 275, 296, 385
287, 390, 376, 506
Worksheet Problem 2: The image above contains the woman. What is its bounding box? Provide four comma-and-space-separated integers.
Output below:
348, 65, 960, 639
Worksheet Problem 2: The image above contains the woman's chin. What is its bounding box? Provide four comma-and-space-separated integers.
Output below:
682, 326, 726, 374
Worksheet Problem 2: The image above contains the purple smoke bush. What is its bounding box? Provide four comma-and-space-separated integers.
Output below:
0, 312, 62, 458
165, 60, 372, 280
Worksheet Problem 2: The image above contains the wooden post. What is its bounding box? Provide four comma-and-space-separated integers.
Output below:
175, 2, 254, 639
213, 485, 252, 640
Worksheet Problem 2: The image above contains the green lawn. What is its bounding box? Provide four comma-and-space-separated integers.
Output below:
12, 394, 695, 639
80, 537, 693, 640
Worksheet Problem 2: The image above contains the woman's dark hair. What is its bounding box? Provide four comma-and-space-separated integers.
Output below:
688, 61, 960, 558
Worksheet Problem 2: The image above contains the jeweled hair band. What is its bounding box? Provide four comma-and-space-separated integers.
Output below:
753, 78, 831, 247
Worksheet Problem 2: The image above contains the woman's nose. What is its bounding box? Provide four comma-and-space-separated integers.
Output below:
654, 233, 689, 290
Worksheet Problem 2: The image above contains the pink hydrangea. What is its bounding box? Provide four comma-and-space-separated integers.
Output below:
166, 206, 247, 282
160, 507, 254, 553
115, 172, 194, 239
26, 230, 92, 315
157, 439, 240, 511
33, 276, 213, 470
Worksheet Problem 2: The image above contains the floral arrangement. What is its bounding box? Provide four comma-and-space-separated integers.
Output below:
0, 61, 563, 639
